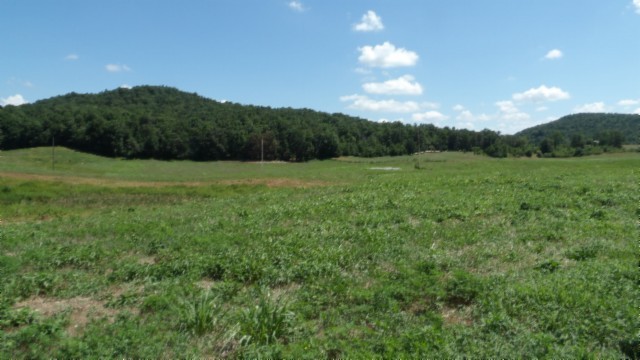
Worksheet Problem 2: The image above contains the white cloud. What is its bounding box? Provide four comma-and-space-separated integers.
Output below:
456, 122, 476, 130
536, 106, 548, 112
544, 49, 563, 60
358, 42, 419, 68
512, 85, 570, 102
456, 110, 474, 121
120, 84, 132, 89
634, 0, 640, 14
496, 100, 530, 121
65, 53, 79, 61
574, 102, 606, 113
452, 104, 465, 112
412, 111, 449, 123
618, 99, 639, 107
340, 94, 421, 113
105, 64, 132, 73
0, 94, 28, 106
354, 10, 384, 32
288, 1, 305, 12
633, 108, 640, 114
362, 75, 423, 95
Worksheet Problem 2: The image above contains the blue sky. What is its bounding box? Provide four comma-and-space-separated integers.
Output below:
2, 0, 639, 134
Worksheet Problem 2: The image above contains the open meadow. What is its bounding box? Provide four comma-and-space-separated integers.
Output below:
0, 147, 638, 358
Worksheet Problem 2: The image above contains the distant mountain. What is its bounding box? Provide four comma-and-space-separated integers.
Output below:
516, 113, 640, 144
0, 86, 504, 160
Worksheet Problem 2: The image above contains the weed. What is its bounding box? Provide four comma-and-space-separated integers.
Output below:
176, 290, 226, 336
238, 295, 294, 346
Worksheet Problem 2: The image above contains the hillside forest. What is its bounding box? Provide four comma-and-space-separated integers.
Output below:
0, 86, 637, 161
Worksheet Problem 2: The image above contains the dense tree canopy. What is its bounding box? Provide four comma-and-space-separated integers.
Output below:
0, 86, 511, 160
0, 86, 635, 160
516, 113, 639, 146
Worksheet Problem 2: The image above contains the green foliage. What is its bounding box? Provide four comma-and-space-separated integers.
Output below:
0, 149, 637, 358
239, 295, 294, 346
176, 290, 226, 336
0, 86, 511, 160
517, 113, 639, 145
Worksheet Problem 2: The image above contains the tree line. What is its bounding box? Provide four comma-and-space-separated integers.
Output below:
0, 86, 634, 161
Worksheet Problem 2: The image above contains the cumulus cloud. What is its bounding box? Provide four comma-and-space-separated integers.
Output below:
574, 102, 606, 113
105, 64, 132, 73
618, 99, 639, 107
456, 110, 474, 121
362, 75, 423, 95
512, 85, 570, 102
340, 94, 421, 113
0, 94, 28, 106
65, 53, 79, 61
496, 100, 530, 121
634, 108, 640, 114
120, 84, 132, 89
412, 111, 449, 123
358, 42, 419, 68
544, 49, 563, 60
452, 104, 465, 112
634, 0, 640, 14
354, 10, 384, 32
288, 1, 305, 12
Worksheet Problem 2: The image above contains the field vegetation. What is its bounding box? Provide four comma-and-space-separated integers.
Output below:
0, 147, 638, 358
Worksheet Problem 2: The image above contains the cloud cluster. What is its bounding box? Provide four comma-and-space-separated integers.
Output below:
574, 102, 606, 113
0, 94, 28, 106
362, 75, 423, 95
340, 94, 421, 113
412, 111, 448, 123
496, 100, 530, 121
544, 49, 563, 60
635, 0, 640, 14
618, 99, 639, 106
106, 64, 132, 73
358, 42, 418, 68
512, 85, 570, 102
288, 1, 304, 12
354, 10, 384, 32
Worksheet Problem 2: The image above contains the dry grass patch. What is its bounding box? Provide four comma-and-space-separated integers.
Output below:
14, 296, 125, 336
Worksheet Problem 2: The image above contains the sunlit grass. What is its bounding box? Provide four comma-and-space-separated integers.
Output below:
0, 147, 638, 358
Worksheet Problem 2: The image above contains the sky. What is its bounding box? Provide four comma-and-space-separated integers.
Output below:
1, 0, 639, 134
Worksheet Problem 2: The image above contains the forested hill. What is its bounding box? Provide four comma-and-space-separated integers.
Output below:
0, 86, 508, 161
515, 113, 640, 145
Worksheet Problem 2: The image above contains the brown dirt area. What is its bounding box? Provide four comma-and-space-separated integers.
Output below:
0, 172, 330, 189
13, 296, 126, 336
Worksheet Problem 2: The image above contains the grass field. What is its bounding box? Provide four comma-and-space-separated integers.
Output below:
0, 147, 638, 358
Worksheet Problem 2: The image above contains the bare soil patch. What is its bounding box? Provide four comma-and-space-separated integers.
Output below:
0, 172, 330, 189
14, 296, 122, 336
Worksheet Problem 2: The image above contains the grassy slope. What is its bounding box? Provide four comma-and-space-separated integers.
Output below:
0, 148, 638, 358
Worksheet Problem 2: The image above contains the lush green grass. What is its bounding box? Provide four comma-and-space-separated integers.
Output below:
0, 148, 638, 358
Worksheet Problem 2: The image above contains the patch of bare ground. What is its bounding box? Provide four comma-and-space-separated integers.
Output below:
196, 279, 217, 291
219, 178, 331, 188
441, 305, 473, 326
0, 172, 330, 189
270, 283, 301, 302
13, 295, 135, 336
137, 255, 156, 265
